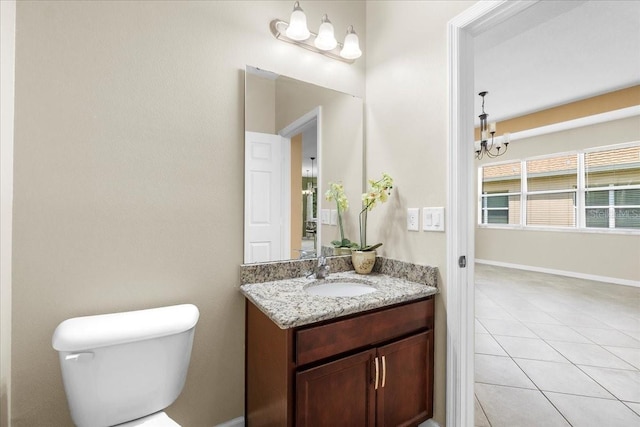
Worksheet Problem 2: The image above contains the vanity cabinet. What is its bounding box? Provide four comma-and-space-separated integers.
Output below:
245, 297, 434, 427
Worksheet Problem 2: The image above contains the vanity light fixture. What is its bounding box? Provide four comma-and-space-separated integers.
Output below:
285, 1, 310, 41
475, 91, 510, 160
270, 2, 362, 64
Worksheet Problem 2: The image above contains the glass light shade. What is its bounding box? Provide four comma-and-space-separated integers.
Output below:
340, 25, 362, 59
314, 15, 337, 51
474, 141, 482, 152
286, 2, 310, 41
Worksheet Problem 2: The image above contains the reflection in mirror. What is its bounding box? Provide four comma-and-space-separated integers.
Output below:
244, 66, 363, 264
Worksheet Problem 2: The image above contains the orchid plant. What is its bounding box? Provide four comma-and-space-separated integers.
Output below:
325, 182, 358, 249
358, 172, 394, 251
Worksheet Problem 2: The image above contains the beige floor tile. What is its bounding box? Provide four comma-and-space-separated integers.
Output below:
544, 392, 640, 427
572, 326, 640, 348
514, 358, 614, 398
475, 354, 536, 388
604, 346, 640, 370
600, 314, 640, 333
474, 394, 490, 427
477, 318, 537, 338
525, 323, 592, 343
475, 383, 570, 427
623, 329, 640, 342
579, 365, 640, 402
546, 311, 607, 328
494, 336, 568, 362
547, 341, 636, 369
475, 264, 640, 426
475, 319, 489, 334
506, 309, 562, 324
626, 401, 640, 416
475, 305, 515, 321
475, 333, 507, 356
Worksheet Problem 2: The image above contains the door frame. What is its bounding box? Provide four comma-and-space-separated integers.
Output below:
279, 107, 322, 256
446, 1, 539, 425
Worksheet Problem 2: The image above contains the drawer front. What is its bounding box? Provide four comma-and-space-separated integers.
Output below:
296, 298, 433, 366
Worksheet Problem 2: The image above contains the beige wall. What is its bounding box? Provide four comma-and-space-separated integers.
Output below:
275, 77, 364, 249
476, 116, 640, 283
365, 1, 477, 425
10, 1, 365, 426
245, 73, 276, 134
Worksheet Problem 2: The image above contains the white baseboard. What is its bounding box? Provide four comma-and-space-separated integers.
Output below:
216, 416, 440, 427
215, 416, 244, 427
476, 259, 640, 288
419, 419, 441, 427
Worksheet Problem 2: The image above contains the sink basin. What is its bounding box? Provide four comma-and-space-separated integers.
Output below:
305, 282, 378, 297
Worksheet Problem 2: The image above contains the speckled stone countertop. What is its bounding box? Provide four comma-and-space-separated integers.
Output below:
240, 270, 438, 329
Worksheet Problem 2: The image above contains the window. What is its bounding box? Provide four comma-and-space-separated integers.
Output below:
526, 155, 577, 227
585, 146, 640, 229
479, 142, 640, 232
480, 162, 521, 225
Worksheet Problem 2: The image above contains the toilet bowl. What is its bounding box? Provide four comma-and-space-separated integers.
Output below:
52, 304, 199, 427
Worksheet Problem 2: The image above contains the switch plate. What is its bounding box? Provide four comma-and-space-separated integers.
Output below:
407, 208, 420, 231
321, 209, 331, 225
330, 210, 338, 225
423, 207, 445, 231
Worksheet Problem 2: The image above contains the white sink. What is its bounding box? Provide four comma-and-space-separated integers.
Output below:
305, 282, 378, 297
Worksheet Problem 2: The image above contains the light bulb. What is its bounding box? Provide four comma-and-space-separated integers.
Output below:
340, 25, 362, 60
286, 1, 310, 41
314, 14, 337, 51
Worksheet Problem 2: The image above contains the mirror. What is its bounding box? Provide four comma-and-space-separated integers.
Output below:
244, 66, 363, 264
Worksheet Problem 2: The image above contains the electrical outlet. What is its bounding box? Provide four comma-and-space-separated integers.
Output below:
407, 208, 420, 231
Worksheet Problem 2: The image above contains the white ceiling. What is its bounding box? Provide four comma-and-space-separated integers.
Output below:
474, 0, 640, 124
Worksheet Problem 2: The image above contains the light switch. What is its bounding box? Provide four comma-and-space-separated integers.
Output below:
423, 207, 445, 231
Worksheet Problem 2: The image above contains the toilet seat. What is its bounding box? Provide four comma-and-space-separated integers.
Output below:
115, 412, 180, 427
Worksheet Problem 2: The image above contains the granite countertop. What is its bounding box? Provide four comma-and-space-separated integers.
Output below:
240, 271, 438, 329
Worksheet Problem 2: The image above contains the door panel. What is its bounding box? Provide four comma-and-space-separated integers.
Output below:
244, 131, 285, 263
376, 331, 433, 427
296, 349, 376, 427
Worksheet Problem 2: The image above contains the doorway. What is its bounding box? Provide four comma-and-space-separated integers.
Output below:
447, 1, 538, 425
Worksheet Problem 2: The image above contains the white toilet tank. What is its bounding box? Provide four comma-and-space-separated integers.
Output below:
52, 304, 199, 427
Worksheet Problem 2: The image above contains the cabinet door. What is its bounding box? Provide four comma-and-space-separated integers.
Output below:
376, 331, 433, 427
296, 349, 377, 427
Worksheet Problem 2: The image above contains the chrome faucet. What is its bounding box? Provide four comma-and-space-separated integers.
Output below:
314, 256, 330, 279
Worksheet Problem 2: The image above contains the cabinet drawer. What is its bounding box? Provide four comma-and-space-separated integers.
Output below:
296, 298, 433, 366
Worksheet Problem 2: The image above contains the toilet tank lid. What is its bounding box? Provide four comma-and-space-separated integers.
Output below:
52, 304, 199, 352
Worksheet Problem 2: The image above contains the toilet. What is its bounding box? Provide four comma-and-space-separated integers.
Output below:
52, 304, 199, 427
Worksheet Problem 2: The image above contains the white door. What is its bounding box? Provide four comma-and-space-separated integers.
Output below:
244, 132, 287, 263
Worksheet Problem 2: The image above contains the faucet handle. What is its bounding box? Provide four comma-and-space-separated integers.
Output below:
318, 256, 327, 266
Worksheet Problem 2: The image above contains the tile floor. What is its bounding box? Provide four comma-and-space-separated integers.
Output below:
474, 263, 640, 427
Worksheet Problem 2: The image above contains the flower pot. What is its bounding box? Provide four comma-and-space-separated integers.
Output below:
333, 247, 352, 256
351, 250, 376, 275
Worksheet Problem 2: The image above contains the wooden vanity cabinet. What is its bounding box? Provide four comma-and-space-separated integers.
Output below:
245, 297, 434, 427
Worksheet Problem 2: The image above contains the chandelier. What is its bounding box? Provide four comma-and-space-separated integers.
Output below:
475, 91, 510, 160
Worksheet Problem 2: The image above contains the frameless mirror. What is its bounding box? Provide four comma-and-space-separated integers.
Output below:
244, 66, 363, 264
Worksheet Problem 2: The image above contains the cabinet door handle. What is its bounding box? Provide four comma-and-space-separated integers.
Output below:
381, 355, 386, 388
374, 356, 380, 390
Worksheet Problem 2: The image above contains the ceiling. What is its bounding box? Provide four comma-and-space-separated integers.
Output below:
474, 0, 640, 124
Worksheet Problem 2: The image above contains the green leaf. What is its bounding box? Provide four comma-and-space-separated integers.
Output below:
361, 243, 383, 252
